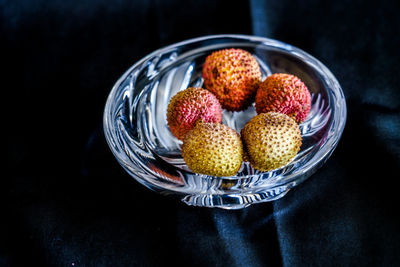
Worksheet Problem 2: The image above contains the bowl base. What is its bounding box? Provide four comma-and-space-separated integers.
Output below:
182, 186, 290, 209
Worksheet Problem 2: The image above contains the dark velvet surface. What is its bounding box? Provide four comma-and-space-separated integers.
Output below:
2, 0, 400, 266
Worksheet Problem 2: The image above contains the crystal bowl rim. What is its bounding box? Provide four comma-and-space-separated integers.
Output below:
103, 34, 347, 191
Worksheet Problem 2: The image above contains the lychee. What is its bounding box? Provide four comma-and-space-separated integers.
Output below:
241, 112, 302, 172
202, 48, 262, 111
167, 87, 223, 140
182, 122, 243, 177
255, 73, 311, 123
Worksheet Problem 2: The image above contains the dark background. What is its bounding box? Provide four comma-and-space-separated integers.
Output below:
2, 0, 400, 266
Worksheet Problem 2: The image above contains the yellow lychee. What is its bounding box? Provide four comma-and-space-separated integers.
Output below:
241, 112, 302, 172
182, 122, 243, 177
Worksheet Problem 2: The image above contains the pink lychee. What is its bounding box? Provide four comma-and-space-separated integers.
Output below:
167, 87, 223, 140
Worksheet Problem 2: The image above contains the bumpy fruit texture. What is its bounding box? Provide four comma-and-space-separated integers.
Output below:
182, 122, 243, 177
167, 87, 222, 140
241, 112, 302, 172
202, 48, 262, 111
255, 73, 311, 123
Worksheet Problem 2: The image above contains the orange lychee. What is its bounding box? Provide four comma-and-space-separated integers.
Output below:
202, 48, 262, 111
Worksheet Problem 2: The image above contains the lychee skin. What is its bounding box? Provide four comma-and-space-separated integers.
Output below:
241, 112, 302, 172
167, 87, 222, 140
255, 73, 311, 123
182, 122, 243, 177
202, 48, 262, 111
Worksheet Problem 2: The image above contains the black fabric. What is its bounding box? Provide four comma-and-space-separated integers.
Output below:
3, 0, 400, 266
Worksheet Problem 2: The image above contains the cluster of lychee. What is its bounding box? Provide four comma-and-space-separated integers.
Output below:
167, 48, 311, 177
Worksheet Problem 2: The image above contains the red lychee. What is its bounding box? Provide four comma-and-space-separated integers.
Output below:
202, 48, 262, 111
255, 73, 311, 123
167, 87, 222, 140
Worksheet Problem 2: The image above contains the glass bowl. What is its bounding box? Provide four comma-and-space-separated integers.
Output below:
103, 34, 346, 209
